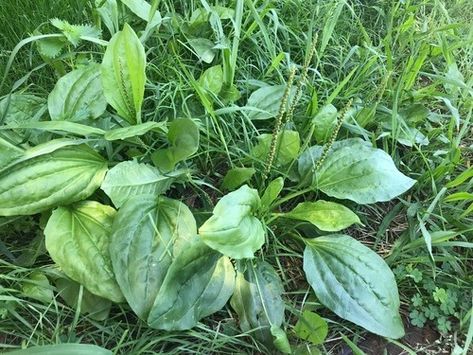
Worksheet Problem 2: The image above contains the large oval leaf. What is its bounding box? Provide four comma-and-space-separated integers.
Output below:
246, 85, 295, 120
48, 64, 107, 121
110, 195, 196, 319
101, 23, 146, 124
301, 139, 415, 204
283, 200, 360, 232
252, 130, 300, 167
147, 240, 235, 330
303, 234, 405, 338
101, 161, 176, 207
199, 185, 265, 259
230, 260, 287, 351
0, 141, 108, 216
45, 201, 123, 302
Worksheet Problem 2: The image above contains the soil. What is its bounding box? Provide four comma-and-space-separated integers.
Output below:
339, 323, 452, 354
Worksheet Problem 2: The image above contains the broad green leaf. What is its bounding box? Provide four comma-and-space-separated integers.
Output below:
294, 310, 328, 345
0, 93, 46, 124
231, 260, 286, 350
246, 85, 295, 120
7, 344, 112, 355
0, 138, 23, 167
303, 139, 415, 204
55, 276, 112, 321
48, 64, 107, 121
21, 272, 54, 303
45, 201, 123, 303
101, 161, 177, 207
312, 104, 337, 143
101, 23, 146, 124
0, 141, 107, 216
103, 121, 165, 141
297, 139, 370, 184
303, 234, 405, 338
260, 177, 284, 210
252, 130, 300, 166
152, 118, 199, 172
284, 200, 360, 232
199, 185, 265, 259
147, 239, 235, 330
222, 167, 255, 190
0, 93, 47, 143
199, 65, 223, 96
110, 196, 197, 319
188, 38, 216, 64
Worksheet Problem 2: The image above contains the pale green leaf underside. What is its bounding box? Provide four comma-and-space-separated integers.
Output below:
45, 201, 123, 303
101, 161, 175, 207
303, 234, 405, 338
199, 185, 265, 259
284, 200, 360, 232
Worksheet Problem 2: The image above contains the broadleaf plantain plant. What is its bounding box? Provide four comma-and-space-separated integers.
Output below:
0, 2, 416, 353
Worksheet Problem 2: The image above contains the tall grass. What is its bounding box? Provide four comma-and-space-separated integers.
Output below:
0, 0, 472, 353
